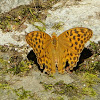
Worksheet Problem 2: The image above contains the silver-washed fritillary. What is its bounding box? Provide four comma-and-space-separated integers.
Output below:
26, 27, 93, 74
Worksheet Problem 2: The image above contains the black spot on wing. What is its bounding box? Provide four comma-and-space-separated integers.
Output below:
77, 34, 80, 37
73, 36, 75, 39
74, 29, 79, 34
80, 29, 84, 33
70, 30, 73, 36
75, 42, 78, 45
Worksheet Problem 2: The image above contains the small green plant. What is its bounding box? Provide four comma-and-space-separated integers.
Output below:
52, 22, 64, 30
77, 72, 100, 97
0, 57, 8, 66
56, 96, 64, 100
53, 81, 80, 97
0, 83, 40, 100
0, 5, 45, 32
40, 82, 53, 90
7, 59, 33, 75
13, 87, 41, 100
69, 96, 79, 100
0, 57, 9, 72
90, 42, 97, 51
90, 61, 100, 72
81, 72, 100, 86
82, 87, 96, 96
13, 87, 31, 100
0, 45, 9, 52
0, 83, 11, 89
0, 0, 59, 32
90, 41, 100, 54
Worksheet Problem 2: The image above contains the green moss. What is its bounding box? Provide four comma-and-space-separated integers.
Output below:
90, 42, 97, 51
53, 77, 99, 99
34, 25, 46, 32
79, 58, 99, 74
48, 74, 55, 77
13, 87, 31, 100
0, 45, 9, 52
0, 57, 9, 71
0, 5, 44, 32
52, 22, 64, 30
0, 83, 41, 100
0, 83, 11, 89
0, 57, 8, 65
49, 96, 64, 100
82, 87, 97, 96
53, 81, 80, 97
81, 72, 99, 86
8, 58, 33, 75
40, 82, 53, 90
69, 96, 79, 100
76, 72, 100, 97
0, 0, 59, 32
12, 87, 41, 100
90, 61, 100, 72
0, 14, 22, 32
90, 41, 100, 55
56, 96, 64, 100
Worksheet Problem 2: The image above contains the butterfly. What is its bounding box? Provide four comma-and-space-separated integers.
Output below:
26, 27, 93, 74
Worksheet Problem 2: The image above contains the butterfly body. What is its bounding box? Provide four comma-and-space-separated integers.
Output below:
51, 35, 59, 67
26, 27, 93, 74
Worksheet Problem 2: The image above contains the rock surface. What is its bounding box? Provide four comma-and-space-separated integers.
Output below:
0, 0, 100, 100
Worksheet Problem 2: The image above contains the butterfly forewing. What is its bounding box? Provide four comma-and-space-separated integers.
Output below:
58, 27, 93, 54
58, 27, 93, 72
26, 31, 56, 74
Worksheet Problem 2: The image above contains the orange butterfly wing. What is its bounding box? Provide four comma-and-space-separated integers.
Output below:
26, 31, 56, 74
57, 27, 93, 73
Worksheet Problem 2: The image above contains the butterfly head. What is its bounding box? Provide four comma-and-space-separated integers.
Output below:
51, 32, 57, 37
51, 32, 58, 48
